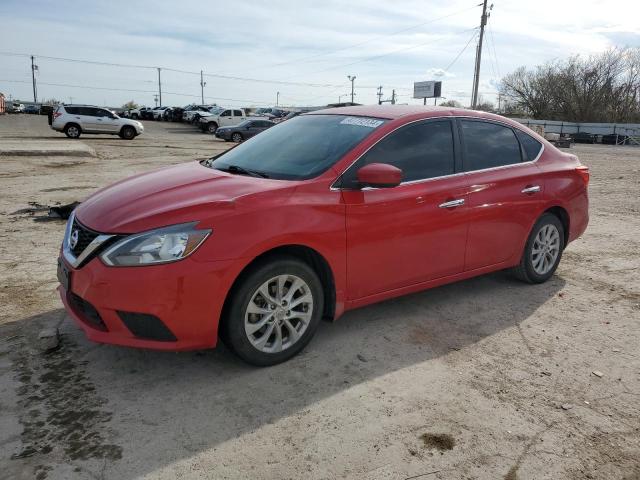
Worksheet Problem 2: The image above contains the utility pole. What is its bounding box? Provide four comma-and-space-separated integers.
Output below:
30, 55, 38, 103
347, 75, 356, 104
157, 68, 162, 107
377, 86, 383, 105
153, 94, 159, 107
471, 0, 490, 109
276, 91, 280, 107
200, 70, 206, 104
391, 89, 396, 105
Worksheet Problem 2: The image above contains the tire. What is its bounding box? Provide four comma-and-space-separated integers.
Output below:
231, 132, 243, 143
120, 126, 136, 140
512, 213, 565, 284
221, 256, 324, 366
207, 122, 218, 134
64, 123, 81, 139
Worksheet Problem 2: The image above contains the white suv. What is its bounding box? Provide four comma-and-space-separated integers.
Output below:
198, 108, 247, 133
49, 105, 144, 140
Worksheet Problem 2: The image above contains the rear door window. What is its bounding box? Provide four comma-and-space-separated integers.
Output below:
233, 110, 243, 116
221, 110, 232, 117
78, 107, 100, 117
460, 120, 522, 171
516, 130, 543, 161
341, 119, 456, 188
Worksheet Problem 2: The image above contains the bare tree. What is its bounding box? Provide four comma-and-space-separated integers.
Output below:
500, 47, 640, 122
439, 100, 463, 108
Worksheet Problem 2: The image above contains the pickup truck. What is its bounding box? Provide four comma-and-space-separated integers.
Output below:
198, 108, 248, 133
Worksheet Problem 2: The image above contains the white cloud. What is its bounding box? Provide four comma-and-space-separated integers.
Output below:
0, 0, 639, 107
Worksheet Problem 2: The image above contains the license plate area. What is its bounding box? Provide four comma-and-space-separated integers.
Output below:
57, 257, 71, 292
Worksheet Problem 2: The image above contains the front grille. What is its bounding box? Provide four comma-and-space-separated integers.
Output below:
71, 218, 100, 257
68, 293, 108, 331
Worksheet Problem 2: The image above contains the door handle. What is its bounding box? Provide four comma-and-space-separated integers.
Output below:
521, 185, 541, 194
439, 198, 465, 209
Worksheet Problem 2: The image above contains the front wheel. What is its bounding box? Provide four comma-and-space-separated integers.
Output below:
120, 126, 136, 140
512, 213, 565, 284
64, 124, 81, 139
207, 122, 218, 134
222, 256, 324, 366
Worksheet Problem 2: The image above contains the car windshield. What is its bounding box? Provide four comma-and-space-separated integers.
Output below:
204, 114, 386, 180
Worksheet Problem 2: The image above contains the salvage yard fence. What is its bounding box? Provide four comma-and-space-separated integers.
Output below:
512, 118, 640, 145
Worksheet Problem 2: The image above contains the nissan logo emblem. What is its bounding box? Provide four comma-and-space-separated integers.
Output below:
70, 229, 79, 249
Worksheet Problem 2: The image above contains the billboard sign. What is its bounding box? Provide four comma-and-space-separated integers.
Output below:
413, 81, 442, 99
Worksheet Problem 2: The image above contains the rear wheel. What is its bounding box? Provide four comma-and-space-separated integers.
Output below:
222, 256, 323, 366
231, 132, 243, 142
121, 126, 136, 140
64, 123, 81, 139
512, 213, 565, 284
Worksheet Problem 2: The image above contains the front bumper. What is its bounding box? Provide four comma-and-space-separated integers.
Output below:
59, 255, 236, 351
215, 130, 231, 139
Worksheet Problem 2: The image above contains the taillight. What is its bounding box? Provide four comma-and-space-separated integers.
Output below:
576, 165, 590, 186
53, 112, 62, 118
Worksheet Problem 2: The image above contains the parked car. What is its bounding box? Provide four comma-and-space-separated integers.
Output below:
127, 107, 144, 119
7, 102, 24, 113
601, 134, 628, 145
183, 105, 213, 123
275, 111, 301, 123
215, 119, 275, 142
24, 104, 40, 114
57, 105, 589, 366
571, 132, 597, 144
39, 105, 54, 116
198, 108, 247, 133
152, 106, 170, 120
140, 107, 156, 120
167, 107, 184, 122
49, 104, 144, 139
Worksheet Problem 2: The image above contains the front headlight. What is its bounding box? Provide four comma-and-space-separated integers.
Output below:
100, 222, 211, 267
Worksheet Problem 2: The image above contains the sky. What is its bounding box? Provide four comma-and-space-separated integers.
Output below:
1, 0, 639, 109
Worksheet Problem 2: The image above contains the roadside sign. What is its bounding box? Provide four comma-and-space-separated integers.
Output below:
413, 81, 442, 99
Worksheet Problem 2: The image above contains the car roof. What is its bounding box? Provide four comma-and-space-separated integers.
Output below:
306, 105, 532, 132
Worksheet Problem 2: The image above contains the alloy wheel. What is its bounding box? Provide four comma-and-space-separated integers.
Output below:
244, 274, 313, 353
531, 224, 560, 275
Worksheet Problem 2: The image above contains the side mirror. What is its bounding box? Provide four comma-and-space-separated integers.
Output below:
356, 163, 402, 188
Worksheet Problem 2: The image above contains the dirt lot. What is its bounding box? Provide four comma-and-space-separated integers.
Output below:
0, 113, 639, 480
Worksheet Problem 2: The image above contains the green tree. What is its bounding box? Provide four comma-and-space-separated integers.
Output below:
122, 100, 138, 110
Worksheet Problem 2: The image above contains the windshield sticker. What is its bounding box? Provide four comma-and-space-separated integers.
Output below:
340, 117, 384, 128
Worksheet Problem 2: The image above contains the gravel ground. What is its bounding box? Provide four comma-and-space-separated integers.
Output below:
0, 113, 638, 480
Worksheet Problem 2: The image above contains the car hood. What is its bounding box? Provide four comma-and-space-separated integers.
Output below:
75, 161, 294, 233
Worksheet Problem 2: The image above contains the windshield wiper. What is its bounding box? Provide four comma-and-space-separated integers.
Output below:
219, 164, 269, 178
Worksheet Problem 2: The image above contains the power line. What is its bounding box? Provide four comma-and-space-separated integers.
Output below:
444, 29, 478, 72
487, 23, 501, 79
292, 27, 478, 78
253, 4, 480, 71
0, 52, 351, 89
0, 78, 274, 105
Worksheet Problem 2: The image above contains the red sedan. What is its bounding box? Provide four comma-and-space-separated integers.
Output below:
57, 105, 589, 365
